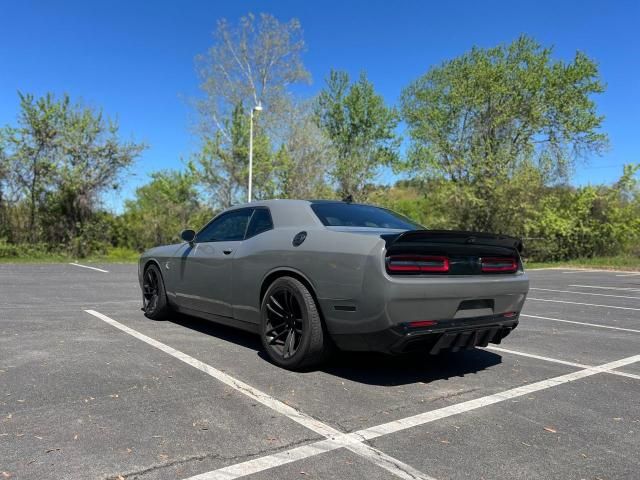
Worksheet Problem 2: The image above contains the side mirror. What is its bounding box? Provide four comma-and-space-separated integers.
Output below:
180, 229, 196, 243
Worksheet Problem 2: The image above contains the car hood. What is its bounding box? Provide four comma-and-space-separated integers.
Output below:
142, 243, 185, 258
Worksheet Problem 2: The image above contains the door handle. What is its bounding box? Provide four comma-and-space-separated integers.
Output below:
223, 249, 233, 255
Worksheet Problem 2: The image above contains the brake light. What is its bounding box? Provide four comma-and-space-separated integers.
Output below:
386, 255, 449, 273
481, 257, 517, 273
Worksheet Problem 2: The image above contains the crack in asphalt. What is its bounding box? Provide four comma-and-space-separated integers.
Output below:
334, 387, 480, 432
104, 436, 320, 479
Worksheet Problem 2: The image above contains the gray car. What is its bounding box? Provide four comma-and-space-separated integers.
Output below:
139, 199, 529, 370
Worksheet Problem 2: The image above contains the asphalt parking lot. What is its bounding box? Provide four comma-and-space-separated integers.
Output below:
1, 264, 639, 479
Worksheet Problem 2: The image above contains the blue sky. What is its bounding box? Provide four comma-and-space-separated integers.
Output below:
1, 0, 638, 210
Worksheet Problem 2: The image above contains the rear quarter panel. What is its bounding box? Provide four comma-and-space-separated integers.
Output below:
231, 227, 384, 324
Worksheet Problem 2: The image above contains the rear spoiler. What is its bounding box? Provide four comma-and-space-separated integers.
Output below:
381, 230, 523, 253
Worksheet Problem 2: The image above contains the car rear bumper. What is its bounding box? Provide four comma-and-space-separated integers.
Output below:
319, 272, 528, 334
330, 313, 519, 354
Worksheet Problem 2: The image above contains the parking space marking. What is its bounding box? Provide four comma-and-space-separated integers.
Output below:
486, 346, 640, 380
486, 345, 593, 369
530, 268, 639, 274
189, 353, 640, 479
530, 287, 640, 300
186, 439, 341, 480
525, 267, 566, 271
84, 310, 337, 436
528, 297, 640, 311
353, 353, 640, 441
569, 285, 640, 293
85, 309, 434, 480
521, 313, 640, 334
69, 262, 109, 273
561, 269, 614, 274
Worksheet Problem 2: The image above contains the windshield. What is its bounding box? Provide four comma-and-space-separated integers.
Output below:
310, 203, 423, 230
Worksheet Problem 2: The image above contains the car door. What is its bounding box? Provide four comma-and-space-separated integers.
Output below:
231, 207, 275, 324
175, 208, 253, 317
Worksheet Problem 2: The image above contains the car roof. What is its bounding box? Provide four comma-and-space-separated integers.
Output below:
225, 199, 384, 229
228, 199, 375, 209
224, 199, 309, 211
223, 199, 318, 228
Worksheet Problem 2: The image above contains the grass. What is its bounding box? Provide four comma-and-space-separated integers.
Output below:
525, 255, 640, 271
0, 246, 140, 264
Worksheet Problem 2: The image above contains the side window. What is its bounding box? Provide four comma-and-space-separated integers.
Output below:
196, 209, 253, 243
245, 208, 274, 239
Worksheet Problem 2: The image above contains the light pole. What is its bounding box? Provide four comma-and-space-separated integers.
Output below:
248, 102, 263, 203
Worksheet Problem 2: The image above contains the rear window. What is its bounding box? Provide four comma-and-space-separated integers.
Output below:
310, 203, 422, 230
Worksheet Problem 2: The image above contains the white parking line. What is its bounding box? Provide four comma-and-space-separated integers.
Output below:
486, 345, 592, 369
86, 309, 640, 480
528, 267, 639, 274
569, 285, 640, 293
486, 345, 640, 380
186, 439, 340, 480
353, 353, 640, 440
525, 267, 566, 271
69, 262, 109, 273
189, 353, 640, 479
528, 297, 640, 311
551, 268, 640, 274
521, 313, 640, 334
530, 287, 640, 300
616, 272, 640, 277
561, 269, 614, 274
84, 310, 339, 437
84, 310, 433, 480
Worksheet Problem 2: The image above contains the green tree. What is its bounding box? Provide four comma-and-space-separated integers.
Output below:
316, 70, 399, 200
274, 100, 335, 199
0, 131, 9, 237
523, 164, 640, 260
122, 167, 212, 250
196, 12, 309, 135
195, 13, 310, 205
1, 93, 145, 247
197, 103, 274, 207
49, 99, 146, 247
400, 36, 608, 231
2, 93, 67, 241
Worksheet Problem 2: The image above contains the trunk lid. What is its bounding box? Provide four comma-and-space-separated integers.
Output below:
382, 230, 523, 275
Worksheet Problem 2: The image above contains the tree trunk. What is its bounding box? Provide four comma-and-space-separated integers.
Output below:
29, 155, 38, 243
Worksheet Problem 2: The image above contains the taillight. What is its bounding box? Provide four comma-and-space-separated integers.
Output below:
408, 320, 438, 328
481, 257, 517, 273
386, 255, 449, 273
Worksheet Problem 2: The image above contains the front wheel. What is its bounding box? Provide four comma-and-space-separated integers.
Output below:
260, 277, 330, 370
142, 264, 172, 320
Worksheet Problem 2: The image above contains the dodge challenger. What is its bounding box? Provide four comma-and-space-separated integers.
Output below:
139, 199, 529, 369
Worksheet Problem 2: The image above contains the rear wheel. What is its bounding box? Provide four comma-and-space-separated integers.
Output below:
260, 277, 330, 370
142, 264, 172, 320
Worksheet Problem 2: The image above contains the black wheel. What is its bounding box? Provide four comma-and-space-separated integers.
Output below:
260, 277, 330, 370
142, 263, 172, 320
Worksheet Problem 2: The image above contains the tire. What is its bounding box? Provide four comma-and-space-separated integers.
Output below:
260, 276, 330, 370
142, 263, 172, 320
